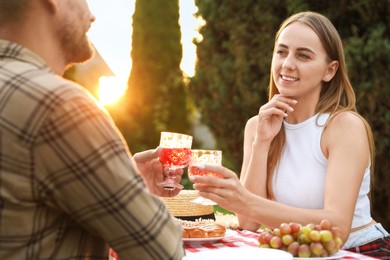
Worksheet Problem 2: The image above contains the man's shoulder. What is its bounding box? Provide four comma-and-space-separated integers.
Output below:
20, 67, 97, 106
0, 61, 101, 140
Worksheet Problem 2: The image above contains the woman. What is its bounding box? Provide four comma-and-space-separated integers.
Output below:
190, 11, 390, 258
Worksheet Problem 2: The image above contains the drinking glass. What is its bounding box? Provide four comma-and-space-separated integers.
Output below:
159, 132, 193, 190
188, 149, 222, 205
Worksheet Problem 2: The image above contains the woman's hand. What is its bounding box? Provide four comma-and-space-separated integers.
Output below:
256, 94, 297, 143
190, 164, 247, 213
133, 147, 183, 197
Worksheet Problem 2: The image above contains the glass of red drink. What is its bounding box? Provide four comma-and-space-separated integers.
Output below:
188, 149, 222, 205
159, 132, 193, 190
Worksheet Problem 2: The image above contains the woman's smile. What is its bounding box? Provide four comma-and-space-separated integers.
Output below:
280, 74, 299, 82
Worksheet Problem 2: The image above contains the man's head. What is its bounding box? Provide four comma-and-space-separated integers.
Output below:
55, 0, 96, 66
0, 0, 96, 72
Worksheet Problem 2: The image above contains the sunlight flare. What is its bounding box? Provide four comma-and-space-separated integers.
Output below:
97, 76, 127, 106
91, 0, 204, 105
179, 0, 204, 78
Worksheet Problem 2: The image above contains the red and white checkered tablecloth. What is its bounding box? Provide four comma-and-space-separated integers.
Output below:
184, 229, 379, 259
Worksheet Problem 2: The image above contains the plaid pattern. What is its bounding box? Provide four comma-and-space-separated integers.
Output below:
0, 40, 184, 259
346, 236, 390, 259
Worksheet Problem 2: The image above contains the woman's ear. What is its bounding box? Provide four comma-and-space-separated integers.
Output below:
323, 60, 339, 82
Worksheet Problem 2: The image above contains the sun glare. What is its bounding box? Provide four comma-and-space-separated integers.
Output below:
179, 0, 201, 78
89, 0, 202, 105
97, 76, 127, 106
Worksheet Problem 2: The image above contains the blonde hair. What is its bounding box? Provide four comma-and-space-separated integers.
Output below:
266, 11, 375, 199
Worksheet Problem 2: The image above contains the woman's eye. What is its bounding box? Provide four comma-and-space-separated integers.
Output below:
298, 53, 310, 59
276, 49, 286, 55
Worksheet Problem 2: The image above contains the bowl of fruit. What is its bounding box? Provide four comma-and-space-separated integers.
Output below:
257, 219, 344, 258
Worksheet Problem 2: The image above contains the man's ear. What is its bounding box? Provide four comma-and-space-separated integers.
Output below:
42, 0, 59, 14
323, 60, 339, 82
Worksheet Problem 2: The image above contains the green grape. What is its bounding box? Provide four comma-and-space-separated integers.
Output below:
298, 244, 311, 258
270, 236, 283, 249
320, 230, 333, 243
298, 233, 311, 244
301, 225, 312, 236
273, 228, 281, 237
282, 234, 294, 246
310, 242, 324, 256
309, 230, 321, 242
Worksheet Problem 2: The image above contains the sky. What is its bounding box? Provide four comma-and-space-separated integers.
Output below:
86, 0, 199, 82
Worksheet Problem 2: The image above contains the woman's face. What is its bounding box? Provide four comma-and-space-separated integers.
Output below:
271, 21, 337, 101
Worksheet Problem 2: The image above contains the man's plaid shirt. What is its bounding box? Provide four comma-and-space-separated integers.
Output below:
0, 40, 184, 259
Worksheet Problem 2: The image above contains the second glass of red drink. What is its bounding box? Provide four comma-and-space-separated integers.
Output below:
188, 149, 222, 205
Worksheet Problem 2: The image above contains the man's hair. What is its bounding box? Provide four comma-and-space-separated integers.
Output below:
0, 0, 30, 24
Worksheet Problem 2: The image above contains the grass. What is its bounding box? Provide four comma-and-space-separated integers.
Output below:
214, 205, 234, 215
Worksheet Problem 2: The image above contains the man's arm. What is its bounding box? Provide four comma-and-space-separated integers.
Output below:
35, 86, 184, 259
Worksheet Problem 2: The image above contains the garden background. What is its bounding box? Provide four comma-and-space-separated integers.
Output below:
67, 0, 390, 230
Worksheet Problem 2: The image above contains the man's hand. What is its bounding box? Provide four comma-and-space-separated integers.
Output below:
133, 147, 183, 197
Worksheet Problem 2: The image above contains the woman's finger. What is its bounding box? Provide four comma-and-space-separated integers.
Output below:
260, 98, 296, 113
259, 107, 289, 119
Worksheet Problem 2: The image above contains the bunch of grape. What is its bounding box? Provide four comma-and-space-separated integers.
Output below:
257, 219, 343, 257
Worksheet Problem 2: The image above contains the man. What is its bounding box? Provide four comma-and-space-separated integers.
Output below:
0, 0, 185, 259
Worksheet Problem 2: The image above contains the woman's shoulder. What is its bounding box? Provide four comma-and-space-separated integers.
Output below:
326, 111, 366, 130
247, 115, 259, 123
323, 111, 369, 149
322, 111, 371, 168
245, 115, 259, 129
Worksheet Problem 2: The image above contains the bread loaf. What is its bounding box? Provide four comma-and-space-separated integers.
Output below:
179, 219, 226, 238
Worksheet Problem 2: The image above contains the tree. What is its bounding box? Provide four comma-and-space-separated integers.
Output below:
114, 0, 191, 152
191, 0, 288, 171
192, 0, 390, 229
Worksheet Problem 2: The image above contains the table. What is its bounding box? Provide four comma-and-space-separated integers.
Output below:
184, 229, 378, 259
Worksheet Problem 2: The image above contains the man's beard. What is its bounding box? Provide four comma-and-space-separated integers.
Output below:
60, 24, 95, 66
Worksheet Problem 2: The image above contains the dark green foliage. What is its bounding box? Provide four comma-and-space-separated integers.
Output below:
191, 0, 288, 172
192, 0, 390, 229
114, 0, 191, 152
332, 1, 390, 231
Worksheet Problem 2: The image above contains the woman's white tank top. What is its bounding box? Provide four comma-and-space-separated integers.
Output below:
272, 113, 372, 228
